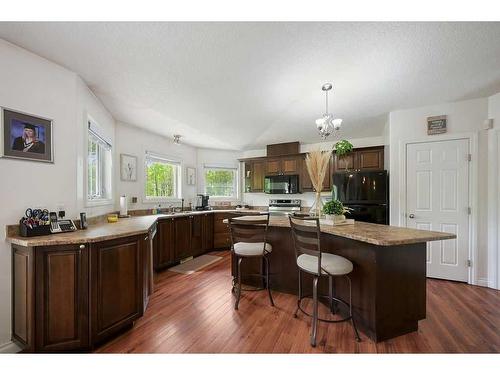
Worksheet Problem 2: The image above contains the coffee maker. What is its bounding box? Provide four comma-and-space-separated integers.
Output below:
195, 194, 210, 211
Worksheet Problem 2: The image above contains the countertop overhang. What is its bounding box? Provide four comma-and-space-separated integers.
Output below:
225, 215, 456, 246
6, 209, 265, 247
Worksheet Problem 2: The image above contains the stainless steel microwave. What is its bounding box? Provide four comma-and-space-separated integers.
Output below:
264, 175, 299, 194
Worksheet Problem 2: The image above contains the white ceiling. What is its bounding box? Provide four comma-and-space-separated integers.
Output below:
1, 22, 500, 150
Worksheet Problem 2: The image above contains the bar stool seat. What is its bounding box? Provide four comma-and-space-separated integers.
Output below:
233, 242, 273, 257
297, 253, 353, 276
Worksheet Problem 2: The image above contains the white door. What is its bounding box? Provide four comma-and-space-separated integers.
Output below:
406, 139, 469, 282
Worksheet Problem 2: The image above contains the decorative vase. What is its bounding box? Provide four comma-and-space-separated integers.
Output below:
309, 191, 323, 217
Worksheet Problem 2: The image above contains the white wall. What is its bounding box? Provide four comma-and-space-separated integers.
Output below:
241, 136, 387, 207
388, 97, 490, 285
114, 122, 198, 211
0, 39, 117, 350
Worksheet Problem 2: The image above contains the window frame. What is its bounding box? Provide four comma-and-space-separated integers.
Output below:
85, 117, 113, 207
143, 151, 182, 203
203, 164, 239, 200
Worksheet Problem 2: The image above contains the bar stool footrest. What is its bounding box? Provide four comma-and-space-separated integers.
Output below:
296, 294, 352, 323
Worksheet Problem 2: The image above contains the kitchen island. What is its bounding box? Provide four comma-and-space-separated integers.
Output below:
229, 216, 455, 342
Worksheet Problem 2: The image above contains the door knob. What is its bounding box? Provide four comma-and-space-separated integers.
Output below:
409, 214, 415, 219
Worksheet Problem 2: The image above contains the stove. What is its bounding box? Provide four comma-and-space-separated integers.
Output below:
268, 199, 301, 216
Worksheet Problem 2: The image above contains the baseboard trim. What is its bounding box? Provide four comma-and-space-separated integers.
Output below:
0, 340, 22, 353
476, 277, 490, 288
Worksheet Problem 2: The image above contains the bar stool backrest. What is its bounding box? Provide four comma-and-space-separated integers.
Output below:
288, 215, 322, 275
228, 213, 270, 252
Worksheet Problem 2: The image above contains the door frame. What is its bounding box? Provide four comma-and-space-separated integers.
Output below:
487, 129, 500, 290
398, 132, 478, 285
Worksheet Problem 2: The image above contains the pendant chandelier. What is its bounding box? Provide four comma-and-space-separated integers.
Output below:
315, 83, 342, 139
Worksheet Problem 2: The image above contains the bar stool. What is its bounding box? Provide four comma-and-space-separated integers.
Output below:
288, 215, 360, 347
228, 214, 274, 310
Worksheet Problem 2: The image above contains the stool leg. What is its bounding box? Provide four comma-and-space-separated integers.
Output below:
311, 275, 319, 347
294, 269, 301, 318
329, 276, 334, 314
265, 256, 274, 307
235, 257, 243, 310
346, 275, 361, 342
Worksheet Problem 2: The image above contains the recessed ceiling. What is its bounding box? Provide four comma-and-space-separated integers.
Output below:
1, 22, 500, 150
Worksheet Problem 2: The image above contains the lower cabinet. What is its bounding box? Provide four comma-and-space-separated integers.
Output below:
12, 234, 147, 353
154, 218, 175, 270
90, 236, 144, 345
174, 216, 192, 260
34, 244, 90, 352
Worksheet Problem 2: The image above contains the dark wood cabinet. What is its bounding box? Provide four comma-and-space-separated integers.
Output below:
333, 146, 384, 173
251, 161, 265, 192
265, 156, 300, 176
34, 244, 90, 352
191, 214, 203, 257
202, 213, 214, 251
154, 218, 175, 270
174, 216, 192, 260
90, 235, 143, 345
300, 155, 332, 193
143, 225, 156, 313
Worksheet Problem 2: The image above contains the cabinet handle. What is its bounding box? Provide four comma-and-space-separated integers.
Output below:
145, 236, 149, 240
79, 244, 85, 249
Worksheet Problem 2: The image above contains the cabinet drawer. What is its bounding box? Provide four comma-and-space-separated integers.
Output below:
214, 234, 231, 249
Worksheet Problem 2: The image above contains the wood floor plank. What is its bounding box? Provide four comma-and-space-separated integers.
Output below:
95, 250, 500, 353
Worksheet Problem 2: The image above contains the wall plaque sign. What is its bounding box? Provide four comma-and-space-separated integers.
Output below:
427, 115, 447, 135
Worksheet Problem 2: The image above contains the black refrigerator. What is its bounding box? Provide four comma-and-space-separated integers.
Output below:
332, 170, 389, 225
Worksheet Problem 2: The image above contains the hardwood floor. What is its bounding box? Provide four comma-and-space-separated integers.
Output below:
95, 251, 500, 353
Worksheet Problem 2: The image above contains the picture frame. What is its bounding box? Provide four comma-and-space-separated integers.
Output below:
186, 167, 196, 185
1, 107, 54, 163
120, 153, 138, 181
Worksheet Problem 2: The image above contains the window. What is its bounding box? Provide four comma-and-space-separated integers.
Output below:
145, 152, 181, 200
204, 165, 238, 198
87, 120, 112, 203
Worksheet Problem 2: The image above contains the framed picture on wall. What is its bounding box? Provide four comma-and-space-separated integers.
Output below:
1, 107, 54, 163
186, 167, 196, 185
120, 153, 138, 181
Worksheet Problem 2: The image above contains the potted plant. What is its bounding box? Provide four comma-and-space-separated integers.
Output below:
322, 199, 351, 222
334, 139, 354, 170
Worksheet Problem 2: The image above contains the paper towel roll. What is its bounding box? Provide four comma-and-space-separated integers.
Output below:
120, 195, 128, 216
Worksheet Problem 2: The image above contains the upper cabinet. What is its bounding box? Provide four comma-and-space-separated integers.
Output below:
241, 145, 384, 193
333, 146, 384, 173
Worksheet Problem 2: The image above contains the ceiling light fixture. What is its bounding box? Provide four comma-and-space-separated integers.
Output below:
315, 83, 342, 139
173, 134, 181, 145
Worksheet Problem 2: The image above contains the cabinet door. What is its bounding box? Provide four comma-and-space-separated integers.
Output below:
333, 152, 357, 172
174, 216, 192, 260
300, 157, 314, 192
35, 244, 89, 352
143, 228, 154, 313
244, 162, 253, 193
358, 148, 384, 170
202, 213, 214, 251
154, 218, 175, 269
91, 236, 143, 345
191, 215, 203, 257
282, 157, 299, 174
322, 156, 333, 191
213, 212, 232, 249
252, 161, 265, 192
265, 159, 281, 175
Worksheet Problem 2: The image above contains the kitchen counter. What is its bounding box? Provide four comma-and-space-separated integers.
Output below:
6, 209, 266, 247
226, 215, 455, 246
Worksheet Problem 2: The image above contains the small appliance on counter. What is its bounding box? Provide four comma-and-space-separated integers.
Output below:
195, 194, 210, 211
268, 199, 301, 216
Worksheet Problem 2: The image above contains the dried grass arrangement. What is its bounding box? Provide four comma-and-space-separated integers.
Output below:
305, 149, 332, 216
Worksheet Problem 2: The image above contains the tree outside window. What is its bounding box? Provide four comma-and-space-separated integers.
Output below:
204, 168, 237, 197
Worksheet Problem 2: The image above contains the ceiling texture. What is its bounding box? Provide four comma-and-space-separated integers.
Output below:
1, 22, 500, 150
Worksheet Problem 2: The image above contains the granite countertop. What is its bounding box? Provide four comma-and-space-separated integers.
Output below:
6, 209, 267, 247
226, 215, 456, 246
